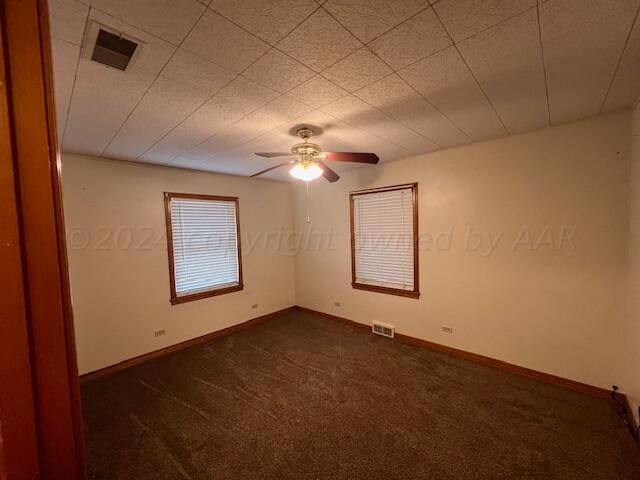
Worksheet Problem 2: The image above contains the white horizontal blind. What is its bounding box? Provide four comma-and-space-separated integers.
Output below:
353, 187, 415, 291
169, 197, 239, 297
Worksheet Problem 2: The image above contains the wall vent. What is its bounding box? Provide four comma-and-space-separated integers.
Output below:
372, 321, 395, 339
91, 29, 138, 71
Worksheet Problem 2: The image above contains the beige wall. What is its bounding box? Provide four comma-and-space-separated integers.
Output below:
63, 111, 636, 396
293, 112, 632, 392
628, 103, 640, 421
62, 154, 295, 374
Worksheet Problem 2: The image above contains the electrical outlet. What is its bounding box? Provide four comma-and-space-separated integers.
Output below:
334, 301, 341, 307
154, 329, 166, 337
251, 304, 258, 309
441, 325, 453, 334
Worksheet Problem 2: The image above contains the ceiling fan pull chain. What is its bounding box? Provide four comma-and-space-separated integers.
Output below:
306, 181, 311, 224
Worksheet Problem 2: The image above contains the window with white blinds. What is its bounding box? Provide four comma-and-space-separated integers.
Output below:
164, 193, 242, 304
351, 184, 419, 298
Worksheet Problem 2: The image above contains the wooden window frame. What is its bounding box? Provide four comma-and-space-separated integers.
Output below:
349, 183, 420, 299
164, 192, 244, 305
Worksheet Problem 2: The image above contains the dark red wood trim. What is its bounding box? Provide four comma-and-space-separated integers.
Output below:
37, 0, 86, 474
1, 0, 85, 477
349, 183, 420, 299
170, 284, 244, 305
349, 183, 418, 195
163, 192, 244, 305
294, 306, 612, 399
0, 5, 40, 477
622, 394, 639, 440
80, 306, 296, 383
352, 282, 420, 298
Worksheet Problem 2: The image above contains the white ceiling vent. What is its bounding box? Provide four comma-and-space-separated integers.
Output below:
81, 21, 143, 72
372, 321, 395, 339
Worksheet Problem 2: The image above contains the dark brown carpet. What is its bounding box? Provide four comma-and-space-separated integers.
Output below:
82, 310, 640, 479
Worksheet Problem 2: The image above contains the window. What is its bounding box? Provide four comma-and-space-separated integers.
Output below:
164, 193, 243, 304
350, 184, 419, 298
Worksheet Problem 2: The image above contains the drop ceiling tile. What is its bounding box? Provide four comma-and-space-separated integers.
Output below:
323, 0, 431, 44
208, 0, 319, 44
88, 9, 176, 74
457, 8, 548, 133
320, 95, 439, 153
165, 156, 211, 171
355, 74, 468, 147
51, 39, 80, 140
177, 111, 283, 164
258, 95, 314, 122
161, 49, 236, 96
104, 77, 209, 160
540, 0, 639, 124
243, 49, 315, 94
63, 60, 156, 156
603, 14, 640, 112
286, 75, 349, 108
215, 132, 296, 176
399, 46, 506, 141
52, 38, 81, 74
90, 0, 205, 44
276, 9, 361, 71
368, 7, 451, 70
218, 76, 280, 109
48, 0, 89, 45
182, 10, 270, 73
434, 0, 535, 42
321, 48, 392, 92
141, 96, 253, 163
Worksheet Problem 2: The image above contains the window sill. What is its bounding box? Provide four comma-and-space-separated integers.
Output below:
170, 283, 243, 305
351, 282, 420, 299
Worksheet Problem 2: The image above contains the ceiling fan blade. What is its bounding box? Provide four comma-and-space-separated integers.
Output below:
250, 162, 292, 178
255, 152, 294, 158
318, 161, 340, 183
322, 152, 379, 164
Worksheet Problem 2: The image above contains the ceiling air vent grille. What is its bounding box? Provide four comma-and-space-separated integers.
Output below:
91, 29, 138, 71
372, 321, 395, 339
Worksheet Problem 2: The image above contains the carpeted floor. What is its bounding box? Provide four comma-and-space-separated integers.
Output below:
82, 310, 640, 479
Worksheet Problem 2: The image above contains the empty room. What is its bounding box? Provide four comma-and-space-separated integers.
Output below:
2, 0, 640, 478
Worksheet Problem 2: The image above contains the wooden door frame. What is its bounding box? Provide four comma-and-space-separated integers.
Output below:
0, 0, 85, 478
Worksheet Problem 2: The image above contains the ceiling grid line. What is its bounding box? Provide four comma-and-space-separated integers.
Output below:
156, 66, 308, 164
59, 4, 91, 145
430, 6, 509, 135
140, 55, 274, 164
329, 68, 452, 147
599, 2, 640, 113
313, 5, 471, 141
98, 5, 211, 157
86, 4, 183, 47
137, 2, 328, 162
203, 105, 412, 168
49, 0, 640, 181
379, 4, 537, 77
317, 4, 464, 147
271, 24, 364, 74
536, 2, 552, 127
359, 4, 433, 47
201, 108, 345, 165
206, 2, 322, 48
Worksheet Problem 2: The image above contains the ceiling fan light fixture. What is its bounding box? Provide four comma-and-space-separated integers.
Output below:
289, 162, 323, 181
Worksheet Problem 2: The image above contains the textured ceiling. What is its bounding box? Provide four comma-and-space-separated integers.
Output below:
49, 0, 640, 181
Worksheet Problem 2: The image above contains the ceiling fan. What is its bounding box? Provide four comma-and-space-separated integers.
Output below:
251, 127, 379, 182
